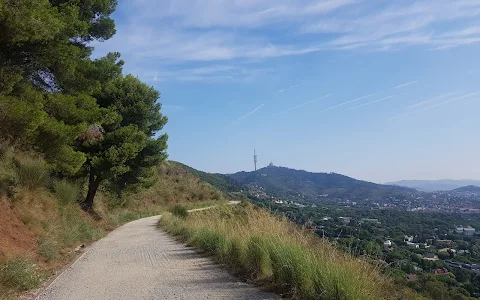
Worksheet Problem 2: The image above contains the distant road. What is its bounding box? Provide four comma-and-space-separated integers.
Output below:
34, 214, 276, 300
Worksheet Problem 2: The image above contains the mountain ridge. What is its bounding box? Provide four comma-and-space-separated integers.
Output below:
386, 179, 480, 192
228, 165, 413, 202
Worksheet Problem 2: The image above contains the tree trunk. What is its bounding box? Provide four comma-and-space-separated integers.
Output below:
83, 171, 101, 212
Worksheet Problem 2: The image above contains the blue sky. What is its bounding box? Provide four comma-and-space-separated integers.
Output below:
93, 0, 480, 183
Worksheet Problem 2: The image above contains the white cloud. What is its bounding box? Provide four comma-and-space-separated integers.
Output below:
92, 0, 480, 82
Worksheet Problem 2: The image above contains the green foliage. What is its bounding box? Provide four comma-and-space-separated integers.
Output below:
170, 205, 188, 219
0, 0, 117, 91
38, 236, 59, 262
53, 180, 80, 205
79, 74, 168, 209
174, 162, 245, 193
0, 258, 41, 291
16, 156, 50, 189
230, 166, 411, 201
57, 205, 105, 247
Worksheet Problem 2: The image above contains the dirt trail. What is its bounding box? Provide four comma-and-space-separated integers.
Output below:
34, 215, 277, 300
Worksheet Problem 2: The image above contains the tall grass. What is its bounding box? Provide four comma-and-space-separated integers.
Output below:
53, 180, 80, 205
15, 156, 49, 189
160, 202, 425, 300
0, 258, 41, 291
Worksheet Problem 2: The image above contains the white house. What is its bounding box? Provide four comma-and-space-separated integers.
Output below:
384, 240, 392, 247
406, 242, 419, 248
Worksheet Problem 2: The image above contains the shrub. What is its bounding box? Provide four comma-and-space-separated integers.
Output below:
16, 157, 49, 189
0, 259, 41, 291
53, 180, 80, 205
38, 237, 58, 262
170, 205, 188, 219
0, 156, 18, 197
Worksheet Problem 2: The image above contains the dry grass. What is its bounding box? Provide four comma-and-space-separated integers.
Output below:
160, 202, 425, 300
0, 154, 226, 297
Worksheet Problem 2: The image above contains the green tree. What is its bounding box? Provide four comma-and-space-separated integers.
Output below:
0, 0, 119, 173
79, 74, 168, 210
0, 0, 117, 91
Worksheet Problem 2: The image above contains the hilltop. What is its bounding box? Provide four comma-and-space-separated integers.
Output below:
452, 185, 480, 193
228, 165, 412, 202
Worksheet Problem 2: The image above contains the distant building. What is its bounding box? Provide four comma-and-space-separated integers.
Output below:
404, 235, 414, 242
433, 268, 450, 275
384, 240, 392, 248
360, 218, 380, 224
407, 242, 419, 248
435, 239, 452, 245
456, 226, 476, 236
407, 274, 418, 282
423, 253, 439, 261
338, 217, 351, 224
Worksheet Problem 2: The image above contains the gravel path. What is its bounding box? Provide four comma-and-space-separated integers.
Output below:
35, 215, 277, 300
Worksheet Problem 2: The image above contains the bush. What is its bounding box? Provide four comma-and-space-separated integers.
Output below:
16, 157, 49, 189
0, 156, 18, 197
0, 259, 41, 291
170, 205, 188, 219
38, 237, 59, 262
53, 180, 80, 205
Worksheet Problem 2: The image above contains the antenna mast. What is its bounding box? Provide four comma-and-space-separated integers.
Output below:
254, 148, 258, 171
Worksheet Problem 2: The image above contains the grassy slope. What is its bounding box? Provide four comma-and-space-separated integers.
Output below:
160, 202, 426, 300
0, 153, 225, 299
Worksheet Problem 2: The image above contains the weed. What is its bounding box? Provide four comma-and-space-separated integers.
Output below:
38, 237, 58, 262
0, 259, 41, 291
170, 204, 188, 219
15, 157, 49, 189
53, 180, 80, 205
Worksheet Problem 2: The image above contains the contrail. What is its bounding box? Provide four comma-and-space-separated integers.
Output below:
425, 92, 480, 109
390, 92, 479, 120
232, 104, 265, 124
394, 81, 418, 89
277, 84, 303, 94
319, 93, 377, 113
344, 95, 397, 111
404, 91, 461, 110
274, 94, 331, 116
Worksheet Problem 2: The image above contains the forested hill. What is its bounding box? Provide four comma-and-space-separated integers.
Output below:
453, 185, 480, 193
172, 162, 246, 193
229, 166, 413, 201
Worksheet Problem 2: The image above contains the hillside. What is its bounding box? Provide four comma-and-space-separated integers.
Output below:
0, 153, 226, 298
172, 162, 245, 193
386, 179, 480, 192
452, 185, 480, 193
229, 166, 412, 201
